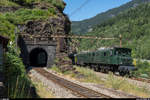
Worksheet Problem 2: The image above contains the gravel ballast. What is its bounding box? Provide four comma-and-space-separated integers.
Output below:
44, 68, 138, 98
29, 69, 78, 98
28, 67, 147, 98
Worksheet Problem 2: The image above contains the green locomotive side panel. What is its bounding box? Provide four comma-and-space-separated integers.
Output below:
93, 49, 118, 65
76, 47, 133, 66
76, 52, 94, 64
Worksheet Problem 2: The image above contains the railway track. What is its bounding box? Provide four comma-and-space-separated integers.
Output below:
91, 67, 150, 84
96, 71, 150, 84
34, 68, 111, 98
131, 77, 150, 83
112, 72, 150, 84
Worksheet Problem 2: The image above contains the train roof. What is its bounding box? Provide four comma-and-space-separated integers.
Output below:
97, 47, 113, 50
76, 47, 131, 56
97, 47, 131, 51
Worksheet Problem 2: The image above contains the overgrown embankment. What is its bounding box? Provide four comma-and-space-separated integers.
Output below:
131, 61, 150, 79
4, 45, 38, 98
0, 0, 70, 98
79, 3, 150, 60
75, 3, 150, 78
50, 65, 150, 98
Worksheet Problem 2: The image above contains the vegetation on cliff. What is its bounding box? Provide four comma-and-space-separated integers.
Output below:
5, 45, 35, 98
4, 8, 56, 25
71, 0, 150, 34
79, 3, 150, 60
76, 2, 150, 78
0, 0, 65, 40
0, 0, 66, 98
9, 0, 65, 9
0, 0, 20, 7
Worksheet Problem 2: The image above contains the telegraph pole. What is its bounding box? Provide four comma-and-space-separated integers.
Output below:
120, 34, 122, 47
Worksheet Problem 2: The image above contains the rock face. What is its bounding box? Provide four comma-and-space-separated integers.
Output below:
0, 6, 22, 13
15, 0, 72, 68
18, 1, 71, 53
1, 0, 74, 70
23, 16, 70, 36
55, 53, 75, 73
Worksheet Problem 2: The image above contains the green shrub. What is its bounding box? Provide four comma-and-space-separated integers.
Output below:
4, 45, 35, 98
50, 64, 62, 73
75, 66, 103, 83
77, 3, 150, 60
0, 0, 19, 7
106, 72, 126, 90
9, 0, 65, 9
0, 14, 16, 40
8, 0, 35, 6
4, 8, 55, 25
131, 61, 150, 79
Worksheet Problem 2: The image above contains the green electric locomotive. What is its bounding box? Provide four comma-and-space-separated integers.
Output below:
73, 47, 137, 76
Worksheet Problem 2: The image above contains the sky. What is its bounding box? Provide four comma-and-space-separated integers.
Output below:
63, 0, 132, 21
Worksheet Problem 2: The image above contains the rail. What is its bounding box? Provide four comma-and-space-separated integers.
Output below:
34, 68, 111, 98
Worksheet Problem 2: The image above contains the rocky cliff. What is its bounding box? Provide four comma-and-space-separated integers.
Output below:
0, 0, 75, 72
0, 0, 71, 52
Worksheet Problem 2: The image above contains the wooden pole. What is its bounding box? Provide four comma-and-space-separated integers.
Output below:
120, 34, 122, 47
20, 34, 116, 40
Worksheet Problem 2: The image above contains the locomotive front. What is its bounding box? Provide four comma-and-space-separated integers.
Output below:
115, 48, 133, 65
114, 47, 137, 75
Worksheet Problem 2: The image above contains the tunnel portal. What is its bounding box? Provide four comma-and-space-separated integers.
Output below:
29, 48, 48, 67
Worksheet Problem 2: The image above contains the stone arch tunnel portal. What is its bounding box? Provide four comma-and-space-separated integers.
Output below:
29, 48, 48, 67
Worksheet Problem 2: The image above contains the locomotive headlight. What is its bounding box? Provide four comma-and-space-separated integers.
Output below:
133, 59, 136, 66
120, 62, 123, 64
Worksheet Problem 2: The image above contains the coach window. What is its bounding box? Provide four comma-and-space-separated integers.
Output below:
104, 52, 106, 56
110, 51, 113, 56
96, 53, 99, 56
93, 53, 95, 56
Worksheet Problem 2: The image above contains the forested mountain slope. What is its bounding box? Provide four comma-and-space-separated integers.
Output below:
79, 3, 150, 60
71, 0, 150, 34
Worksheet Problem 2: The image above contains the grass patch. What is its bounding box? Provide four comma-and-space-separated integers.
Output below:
50, 64, 74, 75
50, 65, 103, 84
105, 72, 126, 90
54, 58, 59, 63
50, 64, 150, 97
74, 66, 103, 84
9, 0, 65, 9
0, 0, 19, 7
7, 76, 33, 98
0, 14, 16, 40
63, 56, 70, 61
5, 45, 35, 98
131, 61, 150, 79
105, 72, 150, 97
50, 64, 62, 74
30, 76, 54, 98
4, 8, 56, 25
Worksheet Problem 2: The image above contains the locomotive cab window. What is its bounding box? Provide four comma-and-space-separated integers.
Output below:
115, 48, 131, 56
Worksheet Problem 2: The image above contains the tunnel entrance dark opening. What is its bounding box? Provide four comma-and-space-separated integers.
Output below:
29, 48, 48, 67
